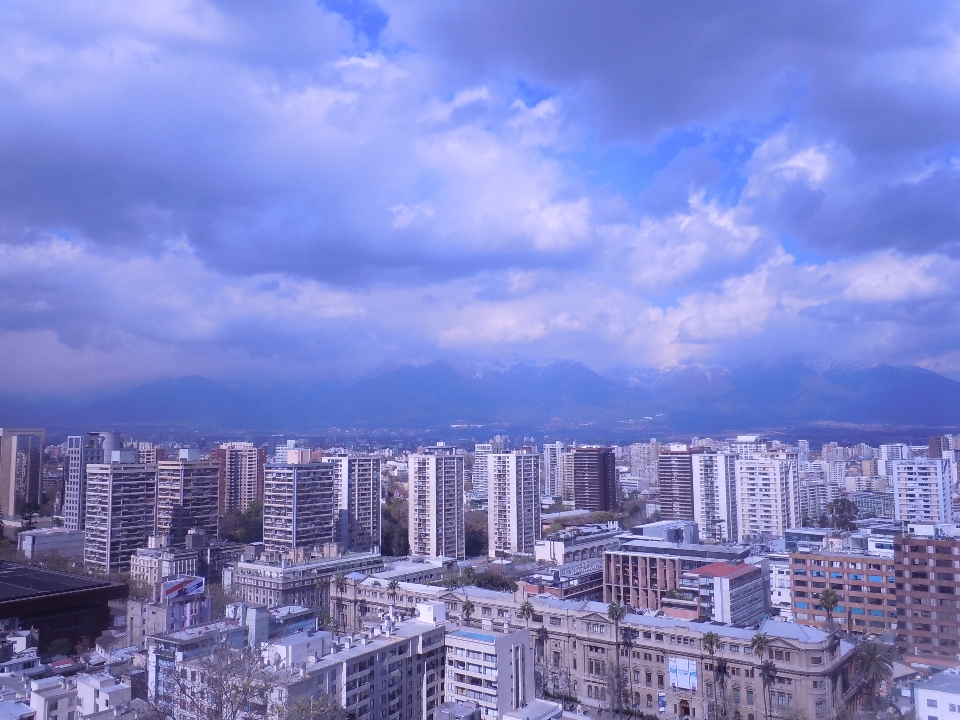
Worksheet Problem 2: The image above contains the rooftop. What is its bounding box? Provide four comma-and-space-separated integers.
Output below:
917, 670, 960, 695
693, 562, 759, 579
449, 630, 497, 644
0, 561, 114, 603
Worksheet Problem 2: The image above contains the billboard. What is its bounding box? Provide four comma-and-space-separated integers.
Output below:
668, 657, 698, 691
658, 691, 667, 713
161, 576, 205, 600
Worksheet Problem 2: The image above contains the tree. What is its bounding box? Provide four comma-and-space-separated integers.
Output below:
461, 599, 475, 627
608, 601, 627, 714
19, 502, 39, 532
817, 589, 839, 628
519, 600, 535, 628
702, 632, 721, 658
714, 657, 730, 720
334, 573, 348, 631
387, 579, 400, 611
759, 660, 778, 720
465, 511, 488, 557
46, 638, 74, 656
851, 642, 894, 707
750, 633, 771, 661
534, 626, 550, 698
276, 695, 348, 720
824, 499, 858, 531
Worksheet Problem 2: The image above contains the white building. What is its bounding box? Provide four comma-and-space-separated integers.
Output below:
28, 677, 75, 720
84, 450, 158, 573
408, 445, 465, 560
156, 450, 220, 543
878, 443, 910, 477
628, 441, 659, 490
17, 528, 84, 560
691, 451, 736, 543
542, 442, 565, 498
75, 674, 131, 717
262, 460, 335, 553
735, 453, 800, 542
914, 668, 960, 720
322, 455, 383, 553
893, 458, 953, 523
486, 453, 541, 558
63, 433, 105, 531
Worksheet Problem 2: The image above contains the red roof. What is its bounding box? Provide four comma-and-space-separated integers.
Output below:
693, 562, 758, 579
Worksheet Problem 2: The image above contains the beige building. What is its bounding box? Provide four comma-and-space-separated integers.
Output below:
129, 536, 199, 586
156, 451, 220, 543
487, 452, 541, 558
408, 445, 465, 560
736, 453, 800, 542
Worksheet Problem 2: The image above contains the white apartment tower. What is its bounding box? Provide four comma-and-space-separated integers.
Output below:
542, 441, 565, 497
472, 441, 496, 495
691, 451, 737, 543
84, 449, 158, 573
735, 453, 800, 542
322, 454, 383, 553
892, 458, 953, 523
408, 444, 465, 560
262, 459, 335, 553
156, 449, 220, 544
487, 452, 541, 558
211, 442, 265, 514
64, 433, 104, 531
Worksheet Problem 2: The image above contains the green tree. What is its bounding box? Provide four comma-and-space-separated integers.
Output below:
817, 589, 840, 628
464, 511, 488, 557
608, 601, 627, 714
46, 638, 74, 656
852, 642, 894, 708
824, 498, 859, 531
702, 631, 721, 657
334, 573, 348, 631
387, 579, 400, 608
519, 600, 535, 628
461, 599, 475, 627
759, 660, 778, 720
750, 633, 771, 661
714, 657, 730, 720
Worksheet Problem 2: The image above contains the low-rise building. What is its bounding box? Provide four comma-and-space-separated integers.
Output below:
521, 560, 604, 601
17, 530, 84, 560
27, 677, 75, 720
129, 536, 199, 587
914, 671, 960, 720
692, 562, 766, 626
444, 626, 534, 719
75, 675, 131, 718
534, 522, 623, 565
127, 578, 212, 649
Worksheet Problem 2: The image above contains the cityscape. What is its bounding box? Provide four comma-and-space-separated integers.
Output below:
3, 3, 960, 720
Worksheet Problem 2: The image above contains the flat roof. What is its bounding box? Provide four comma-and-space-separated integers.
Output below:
450, 630, 497, 643
694, 562, 759, 579
917, 671, 960, 695
0, 561, 112, 602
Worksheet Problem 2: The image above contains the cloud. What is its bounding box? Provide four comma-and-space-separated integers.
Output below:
2, 1, 960, 392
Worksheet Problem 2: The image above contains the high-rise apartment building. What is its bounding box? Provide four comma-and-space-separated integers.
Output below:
568, 447, 618, 512
892, 458, 953, 523
735, 453, 800, 542
408, 444, 465, 560
64, 433, 104, 531
262, 460, 335, 553
156, 450, 220, 544
691, 451, 737, 542
84, 449, 158, 573
878, 443, 910, 477
0, 428, 45, 516
137, 442, 168, 464
486, 452, 541, 558
322, 454, 383, 553
210, 442, 266, 514
542, 441, 565, 498
657, 445, 702, 521
628, 441, 660, 488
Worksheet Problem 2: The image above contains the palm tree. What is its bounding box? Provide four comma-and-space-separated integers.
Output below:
703, 631, 721, 658
714, 657, 730, 720
852, 642, 894, 708
461, 599, 475, 626
387, 579, 400, 613
759, 660, 777, 720
607, 601, 627, 715
750, 633, 771, 661
534, 626, 550, 698
520, 600, 535, 628
818, 588, 840, 628
334, 573, 348, 632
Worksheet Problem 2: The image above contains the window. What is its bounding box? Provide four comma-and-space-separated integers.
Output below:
550, 617, 561, 626
811, 656, 823, 665
733, 687, 741, 704
747, 689, 755, 705
646, 672, 652, 686
950, 705, 957, 713
647, 695, 653, 709
658, 674, 665, 689
707, 683, 714, 699
816, 701, 824, 717
929, 700, 939, 708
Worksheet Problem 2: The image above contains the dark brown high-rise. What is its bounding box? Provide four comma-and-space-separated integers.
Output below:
571, 447, 619, 511
895, 533, 960, 662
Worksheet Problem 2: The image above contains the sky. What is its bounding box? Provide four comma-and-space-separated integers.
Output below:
3, 1, 960, 393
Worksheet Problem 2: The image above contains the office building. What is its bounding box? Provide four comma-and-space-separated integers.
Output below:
892, 458, 953, 523
17, 528, 84, 559
262, 460, 335, 553
155, 450, 220, 544
542, 441, 565, 498
210, 442, 266, 514
534, 521, 623, 565
130, 535, 200, 586
736, 453, 800, 542
675, 561, 766, 626
84, 450, 158, 573
486, 452, 540, 558
322, 454, 383, 553
658, 445, 701, 521
63, 433, 104, 531
0, 428, 44, 516
568, 447, 618, 512
408, 445, 465, 560
691, 451, 736, 542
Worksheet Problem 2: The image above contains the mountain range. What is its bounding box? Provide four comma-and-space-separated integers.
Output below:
2, 360, 959, 441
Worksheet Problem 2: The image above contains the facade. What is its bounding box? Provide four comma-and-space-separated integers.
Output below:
75, 675, 131, 718
444, 627, 534, 719
604, 536, 751, 609
915, 672, 960, 720
892, 458, 953, 523
487, 453, 541, 558
736, 454, 800, 542
691, 451, 736, 542
692, 562, 766, 626
408, 446, 465, 560
127, 585, 212, 649
156, 452, 220, 543
63, 433, 104, 531
628, 441, 660, 489
766, 554, 794, 620
262, 462, 335, 553
542, 442, 564, 498
322, 455, 383, 553
0, 428, 44, 516
471, 441, 502, 496
534, 521, 623, 565
129, 537, 200, 586
851, 491, 895, 519
17, 528, 84, 559
522, 560, 604, 601
83, 455, 158, 573
798, 482, 842, 523
569, 447, 618, 512
210, 442, 265, 514
658, 445, 700, 521
790, 549, 897, 636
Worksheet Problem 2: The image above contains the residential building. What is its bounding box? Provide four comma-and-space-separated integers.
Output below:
799, 482, 842, 523
63, 433, 104, 531
603, 535, 751, 609
156, 450, 220, 544
408, 445, 465, 560
852, 491, 895, 519
75, 675, 131, 718
210, 442, 265, 514
534, 521, 623, 565
765, 553, 793, 620
789, 548, 897, 636
262, 461, 335, 553
628, 441, 660, 490
691, 451, 736, 542
129, 536, 200, 586
736, 453, 800, 542
471, 440, 503, 496
542, 442, 565, 498
83, 451, 158, 573
127, 579, 212, 649
444, 626, 534, 719
658, 445, 701, 522
487, 452, 541, 558
28, 677, 75, 720
137, 442, 167, 465
0, 429, 44, 516
322, 455, 383, 553
691, 562, 766, 626
17, 529, 84, 560
892, 458, 953, 523
568, 447, 618, 512
914, 672, 960, 720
